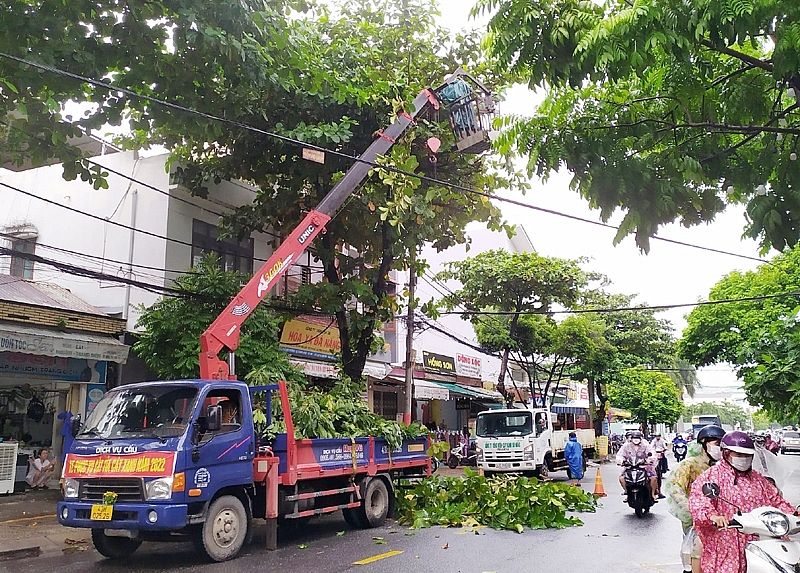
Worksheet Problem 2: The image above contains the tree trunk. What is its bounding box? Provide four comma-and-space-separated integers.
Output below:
496, 312, 520, 402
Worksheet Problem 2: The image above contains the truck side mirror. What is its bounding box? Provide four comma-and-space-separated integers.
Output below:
206, 405, 222, 432
70, 415, 82, 438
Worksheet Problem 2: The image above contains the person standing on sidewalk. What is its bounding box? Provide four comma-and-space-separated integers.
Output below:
564, 432, 584, 487
664, 425, 725, 573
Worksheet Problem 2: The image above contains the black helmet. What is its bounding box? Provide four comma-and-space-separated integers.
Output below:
630, 430, 643, 439
697, 425, 725, 444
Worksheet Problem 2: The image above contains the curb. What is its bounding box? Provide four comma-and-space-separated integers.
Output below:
0, 546, 42, 562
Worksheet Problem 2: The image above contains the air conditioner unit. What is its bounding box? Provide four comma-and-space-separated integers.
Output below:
0, 442, 18, 494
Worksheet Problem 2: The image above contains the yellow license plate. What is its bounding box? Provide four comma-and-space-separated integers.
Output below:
90, 505, 114, 521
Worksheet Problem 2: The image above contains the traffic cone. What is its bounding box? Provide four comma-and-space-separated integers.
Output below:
593, 467, 607, 497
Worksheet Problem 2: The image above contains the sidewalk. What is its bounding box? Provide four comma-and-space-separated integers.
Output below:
0, 483, 87, 562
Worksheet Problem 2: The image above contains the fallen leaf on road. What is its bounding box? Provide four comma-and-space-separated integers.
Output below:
62, 546, 88, 553
441, 543, 449, 549
336, 531, 345, 537
371, 536, 384, 541
298, 543, 309, 549
374, 539, 387, 545
64, 538, 88, 545
28, 522, 38, 526
404, 532, 415, 537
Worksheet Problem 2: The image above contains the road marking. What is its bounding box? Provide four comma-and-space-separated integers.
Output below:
353, 550, 404, 565
0, 514, 57, 524
638, 563, 683, 573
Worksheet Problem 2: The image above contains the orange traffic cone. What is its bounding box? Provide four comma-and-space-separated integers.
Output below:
593, 467, 607, 497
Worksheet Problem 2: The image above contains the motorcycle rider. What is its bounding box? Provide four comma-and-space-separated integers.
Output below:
672, 433, 689, 462
616, 430, 659, 502
652, 431, 669, 474
689, 431, 796, 573
664, 425, 725, 573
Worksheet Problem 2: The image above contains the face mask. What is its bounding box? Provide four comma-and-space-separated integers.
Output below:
728, 455, 753, 472
632, 438, 641, 445
706, 444, 722, 461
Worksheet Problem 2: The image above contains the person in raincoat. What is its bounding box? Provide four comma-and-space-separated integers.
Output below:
563, 432, 584, 487
689, 431, 796, 573
664, 425, 725, 573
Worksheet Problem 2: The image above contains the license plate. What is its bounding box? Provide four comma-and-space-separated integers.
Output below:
90, 505, 114, 521
498, 462, 512, 469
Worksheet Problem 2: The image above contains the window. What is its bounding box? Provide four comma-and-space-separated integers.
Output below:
373, 391, 398, 421
9, 236, 36, 279
191, 219, 254, 274
199, 389, 243, 437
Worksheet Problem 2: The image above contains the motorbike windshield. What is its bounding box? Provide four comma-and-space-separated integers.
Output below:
77, 385, 198, 441
476, 412, 533, 437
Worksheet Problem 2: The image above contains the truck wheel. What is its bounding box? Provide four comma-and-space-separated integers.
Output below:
91, 529, 142, 559
537, 463, 549, 479
342, 507, 361, 528
358, 478, 390, 528
200, 495, 248, 562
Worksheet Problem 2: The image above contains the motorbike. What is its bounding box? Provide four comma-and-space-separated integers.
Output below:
447, 438, 478, 469
673, 439, 688, 462
623, 455, 655, 518
701, 482, 800, 573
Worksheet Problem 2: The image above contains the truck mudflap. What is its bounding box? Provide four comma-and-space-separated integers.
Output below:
58, 501, 189, 531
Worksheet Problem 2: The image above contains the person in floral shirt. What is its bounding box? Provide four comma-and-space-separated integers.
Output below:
689, 431, 796, 573
664, 425, 725, 573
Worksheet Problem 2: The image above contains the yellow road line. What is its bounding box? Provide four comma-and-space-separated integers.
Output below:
0, 514, 57, 524
353, 550, 404, 565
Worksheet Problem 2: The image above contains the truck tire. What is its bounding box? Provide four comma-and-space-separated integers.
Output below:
358, 478, 390, 528
342, 507, 361, 528
91, 528, 142, 559
199, 495, 249, 562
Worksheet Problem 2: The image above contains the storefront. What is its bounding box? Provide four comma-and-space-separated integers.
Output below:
0, 324, 129, 463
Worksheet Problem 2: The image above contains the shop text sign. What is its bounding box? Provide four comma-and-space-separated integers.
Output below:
0, 353, 107, 382
455, 353, 482, 378
422, 351, 455, 376
64, 451, 175, 478
280, 318, 340, 360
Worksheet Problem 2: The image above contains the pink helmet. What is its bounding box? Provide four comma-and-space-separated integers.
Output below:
720, 431, 755, 455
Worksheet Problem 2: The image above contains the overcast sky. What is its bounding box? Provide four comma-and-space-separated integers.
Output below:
434, 0, 768, 392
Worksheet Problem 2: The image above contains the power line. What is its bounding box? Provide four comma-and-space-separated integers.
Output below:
438, 290, 800, 316
0, 52, 766, 265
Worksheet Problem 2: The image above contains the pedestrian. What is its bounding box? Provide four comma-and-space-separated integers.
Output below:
563, 431, 584, 487
664, 425, 725, 573
689, 431, 796, 573
26, 447, 55, 489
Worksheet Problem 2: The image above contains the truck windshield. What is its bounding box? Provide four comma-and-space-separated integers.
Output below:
78, 385, 198, 440
476, 412, 533, 437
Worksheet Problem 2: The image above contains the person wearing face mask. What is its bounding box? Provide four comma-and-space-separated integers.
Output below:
689, 431, 796, 573
616, 430, 659, 502
664, 425, 725, 573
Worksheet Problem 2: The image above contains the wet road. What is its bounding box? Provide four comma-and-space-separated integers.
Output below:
4, 453, 800, 573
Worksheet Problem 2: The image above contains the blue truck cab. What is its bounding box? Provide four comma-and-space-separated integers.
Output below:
58, 379, 257, 561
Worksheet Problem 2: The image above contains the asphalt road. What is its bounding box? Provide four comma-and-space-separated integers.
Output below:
4, 452, 800, 573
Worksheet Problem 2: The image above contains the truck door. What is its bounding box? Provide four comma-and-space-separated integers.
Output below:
189, 388, 254, 496
533, 410, 551, 456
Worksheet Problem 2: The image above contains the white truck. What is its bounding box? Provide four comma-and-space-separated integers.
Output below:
474, 408, 595, 477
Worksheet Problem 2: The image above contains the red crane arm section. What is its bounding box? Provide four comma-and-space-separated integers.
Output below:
198, 87, 441, 380
199, 210, 330, 380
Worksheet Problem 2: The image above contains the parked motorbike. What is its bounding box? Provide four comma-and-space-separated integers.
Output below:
623, 455, 655, 518
702, 482, 800, 573
673, 439, 688, 462
447, 438, 478, 469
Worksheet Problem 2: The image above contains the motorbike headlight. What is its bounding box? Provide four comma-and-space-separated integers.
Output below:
522, 443, 534, 461
63, 478, 79, 499
760, 511, 790, 537
145, 477, 174, 501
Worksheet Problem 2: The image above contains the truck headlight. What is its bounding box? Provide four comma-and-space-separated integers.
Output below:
145, 477, 174, 501
761, 511, 790, 536
476, 447, 484, 462
63, 478, 79, 499
522, 444, 535, 461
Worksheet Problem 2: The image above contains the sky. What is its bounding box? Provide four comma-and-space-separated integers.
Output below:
433, 0, 768, 394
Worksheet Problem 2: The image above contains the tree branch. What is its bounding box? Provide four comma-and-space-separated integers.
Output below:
699, 39, 773, 74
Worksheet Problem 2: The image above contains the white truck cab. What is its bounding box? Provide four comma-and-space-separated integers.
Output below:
475, 408, 594, 477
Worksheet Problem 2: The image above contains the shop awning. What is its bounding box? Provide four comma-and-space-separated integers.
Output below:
461, 384, 504, 402
430, 381, 486, 399
551, 404, 588, 415
0, 323, 129, 363
412, 379, 450, 400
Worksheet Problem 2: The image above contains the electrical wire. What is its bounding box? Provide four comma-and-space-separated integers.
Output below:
0, 52, 766, 265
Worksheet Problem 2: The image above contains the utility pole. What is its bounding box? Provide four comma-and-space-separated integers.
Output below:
403, 258, 416, 425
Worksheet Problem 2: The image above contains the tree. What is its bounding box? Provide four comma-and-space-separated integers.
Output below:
608, 368, 683, 432
429, 249, 591, 400
684, 401, 749, 429
752, 409, 781, 431
476, 0, 800, 252
133, 255, 303, 383
679, 244, 800, 418
1, 0, 519, 382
